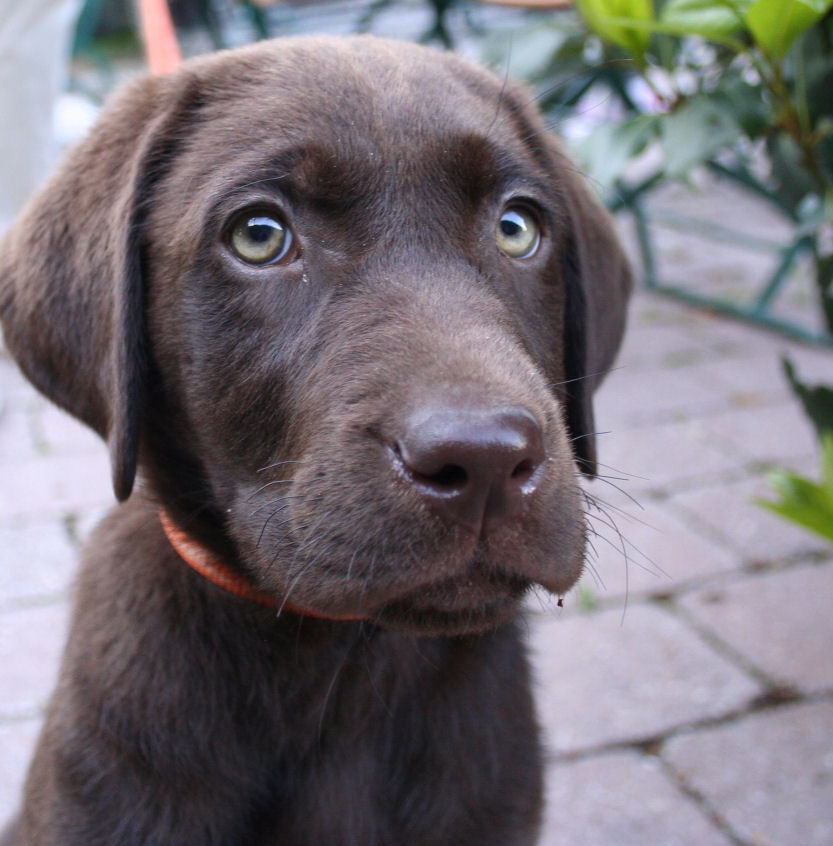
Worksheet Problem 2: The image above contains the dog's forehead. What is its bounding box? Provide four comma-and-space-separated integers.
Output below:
184, 36, 538, 166
200, 36, 505, 121
169, 38, 550, 221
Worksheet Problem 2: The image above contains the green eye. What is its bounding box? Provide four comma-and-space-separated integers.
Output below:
495, 207, 540, 259
229, 213, 293, 265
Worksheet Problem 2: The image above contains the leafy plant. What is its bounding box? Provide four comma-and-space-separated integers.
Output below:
756, 359, 833, 545
570, 0, 833, 182
758, 435, 833, 544
489, 0, 833, 333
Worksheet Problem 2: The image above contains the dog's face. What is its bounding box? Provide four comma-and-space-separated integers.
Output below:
0, 36, 630, 634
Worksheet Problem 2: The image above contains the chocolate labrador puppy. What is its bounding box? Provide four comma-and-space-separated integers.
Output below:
0, 35, 630, 846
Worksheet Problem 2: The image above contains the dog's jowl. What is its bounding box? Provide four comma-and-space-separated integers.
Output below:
0, 35, 630, 846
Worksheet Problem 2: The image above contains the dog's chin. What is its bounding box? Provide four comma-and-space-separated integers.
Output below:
273, 563, 533, 635
270, 546, 582, 636
366, 571, 531, 636
372, 596, 522, 637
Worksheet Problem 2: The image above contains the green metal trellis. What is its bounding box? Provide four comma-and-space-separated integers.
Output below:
610, 162, 833, 347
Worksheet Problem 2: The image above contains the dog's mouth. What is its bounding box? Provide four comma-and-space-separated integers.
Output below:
245, 492, 584, 634
260, 539, 535, 634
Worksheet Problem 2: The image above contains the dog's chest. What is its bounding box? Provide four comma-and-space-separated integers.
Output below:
230, 629, 542, 846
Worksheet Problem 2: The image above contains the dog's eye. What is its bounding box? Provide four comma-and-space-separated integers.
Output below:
229, 214, 293, 265
495, 207, 540, 259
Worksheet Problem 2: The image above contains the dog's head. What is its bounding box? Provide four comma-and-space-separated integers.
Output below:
0, 36, 630, 634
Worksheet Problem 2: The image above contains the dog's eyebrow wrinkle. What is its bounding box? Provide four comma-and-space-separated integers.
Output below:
230, 156, 298, 194
236, 173, 293, 192
440, 133, 553, 203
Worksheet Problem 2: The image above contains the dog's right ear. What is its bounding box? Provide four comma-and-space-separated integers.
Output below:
0, 72, 197, 501
552, 145, 632, 477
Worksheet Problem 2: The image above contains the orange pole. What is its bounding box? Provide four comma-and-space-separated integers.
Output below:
138, 0, 182, 75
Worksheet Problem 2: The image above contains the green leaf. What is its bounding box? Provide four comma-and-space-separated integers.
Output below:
757, 475, 833, 541
713, 78, 769, 138
659, 97, 742, 178
574, 0, 655, 58
574, 12, 749, 51
483, 22, 573, 83
570, 115, 660, 189
816, 251, 833, 334
755, 434, 833, 544
782, 357, 833, 441
799, 25, 833, 130
744, 0, 833, 58
824, 432, 833, 485
660, 0, 748, 39
765, 133, 817, 211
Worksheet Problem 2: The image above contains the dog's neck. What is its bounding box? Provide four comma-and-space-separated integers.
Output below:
159, 508, 362, 621
159, 508, 275, 606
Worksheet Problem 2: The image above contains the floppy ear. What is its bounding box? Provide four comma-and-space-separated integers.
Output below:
555, 147, 632, 476
0, 72, 194, 501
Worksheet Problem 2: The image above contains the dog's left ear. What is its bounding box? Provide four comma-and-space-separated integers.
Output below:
0, 72, 198, 501
552, 144, 632, 476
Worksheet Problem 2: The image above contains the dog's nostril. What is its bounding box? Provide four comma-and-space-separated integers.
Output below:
414, 463, 468, 493
511, 458, 537, 484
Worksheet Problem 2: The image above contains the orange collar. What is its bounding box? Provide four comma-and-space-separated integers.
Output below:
159, 508, 363, 621
159, 508, 274, 606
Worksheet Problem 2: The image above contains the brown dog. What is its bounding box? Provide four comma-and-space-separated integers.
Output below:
0, 35, 630, 845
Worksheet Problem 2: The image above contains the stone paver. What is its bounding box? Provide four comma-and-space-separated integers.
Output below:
594, 363, 729, 429
576, 497, 739, 601
702, 400, 818, 466
532, 603, 763, 755
34, 399, 107, 455
541, 751, 735, 846
0, 720, 40, 822
669, 472, 830, 565
0, 602, 69, 720
0, 450, 112, 520
0, 356, 36, 407
0, 408, 38, 462
696, 347, 833, 403
0, 518, 76, 606
663, 700, 833, 846
678, 560, 833, 694
598, 415, 747, 495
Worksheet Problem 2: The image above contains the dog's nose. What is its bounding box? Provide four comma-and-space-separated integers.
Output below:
394, 405, 545, 534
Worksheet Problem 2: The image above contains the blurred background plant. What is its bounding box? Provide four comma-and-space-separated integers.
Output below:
484, 0, 833, 341
756, 361, 833, 546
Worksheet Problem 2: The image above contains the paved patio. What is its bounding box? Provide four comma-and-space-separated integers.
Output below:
1, 22, 832, 843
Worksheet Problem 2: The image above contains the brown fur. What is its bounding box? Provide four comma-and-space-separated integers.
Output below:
0, 35, 630, 845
